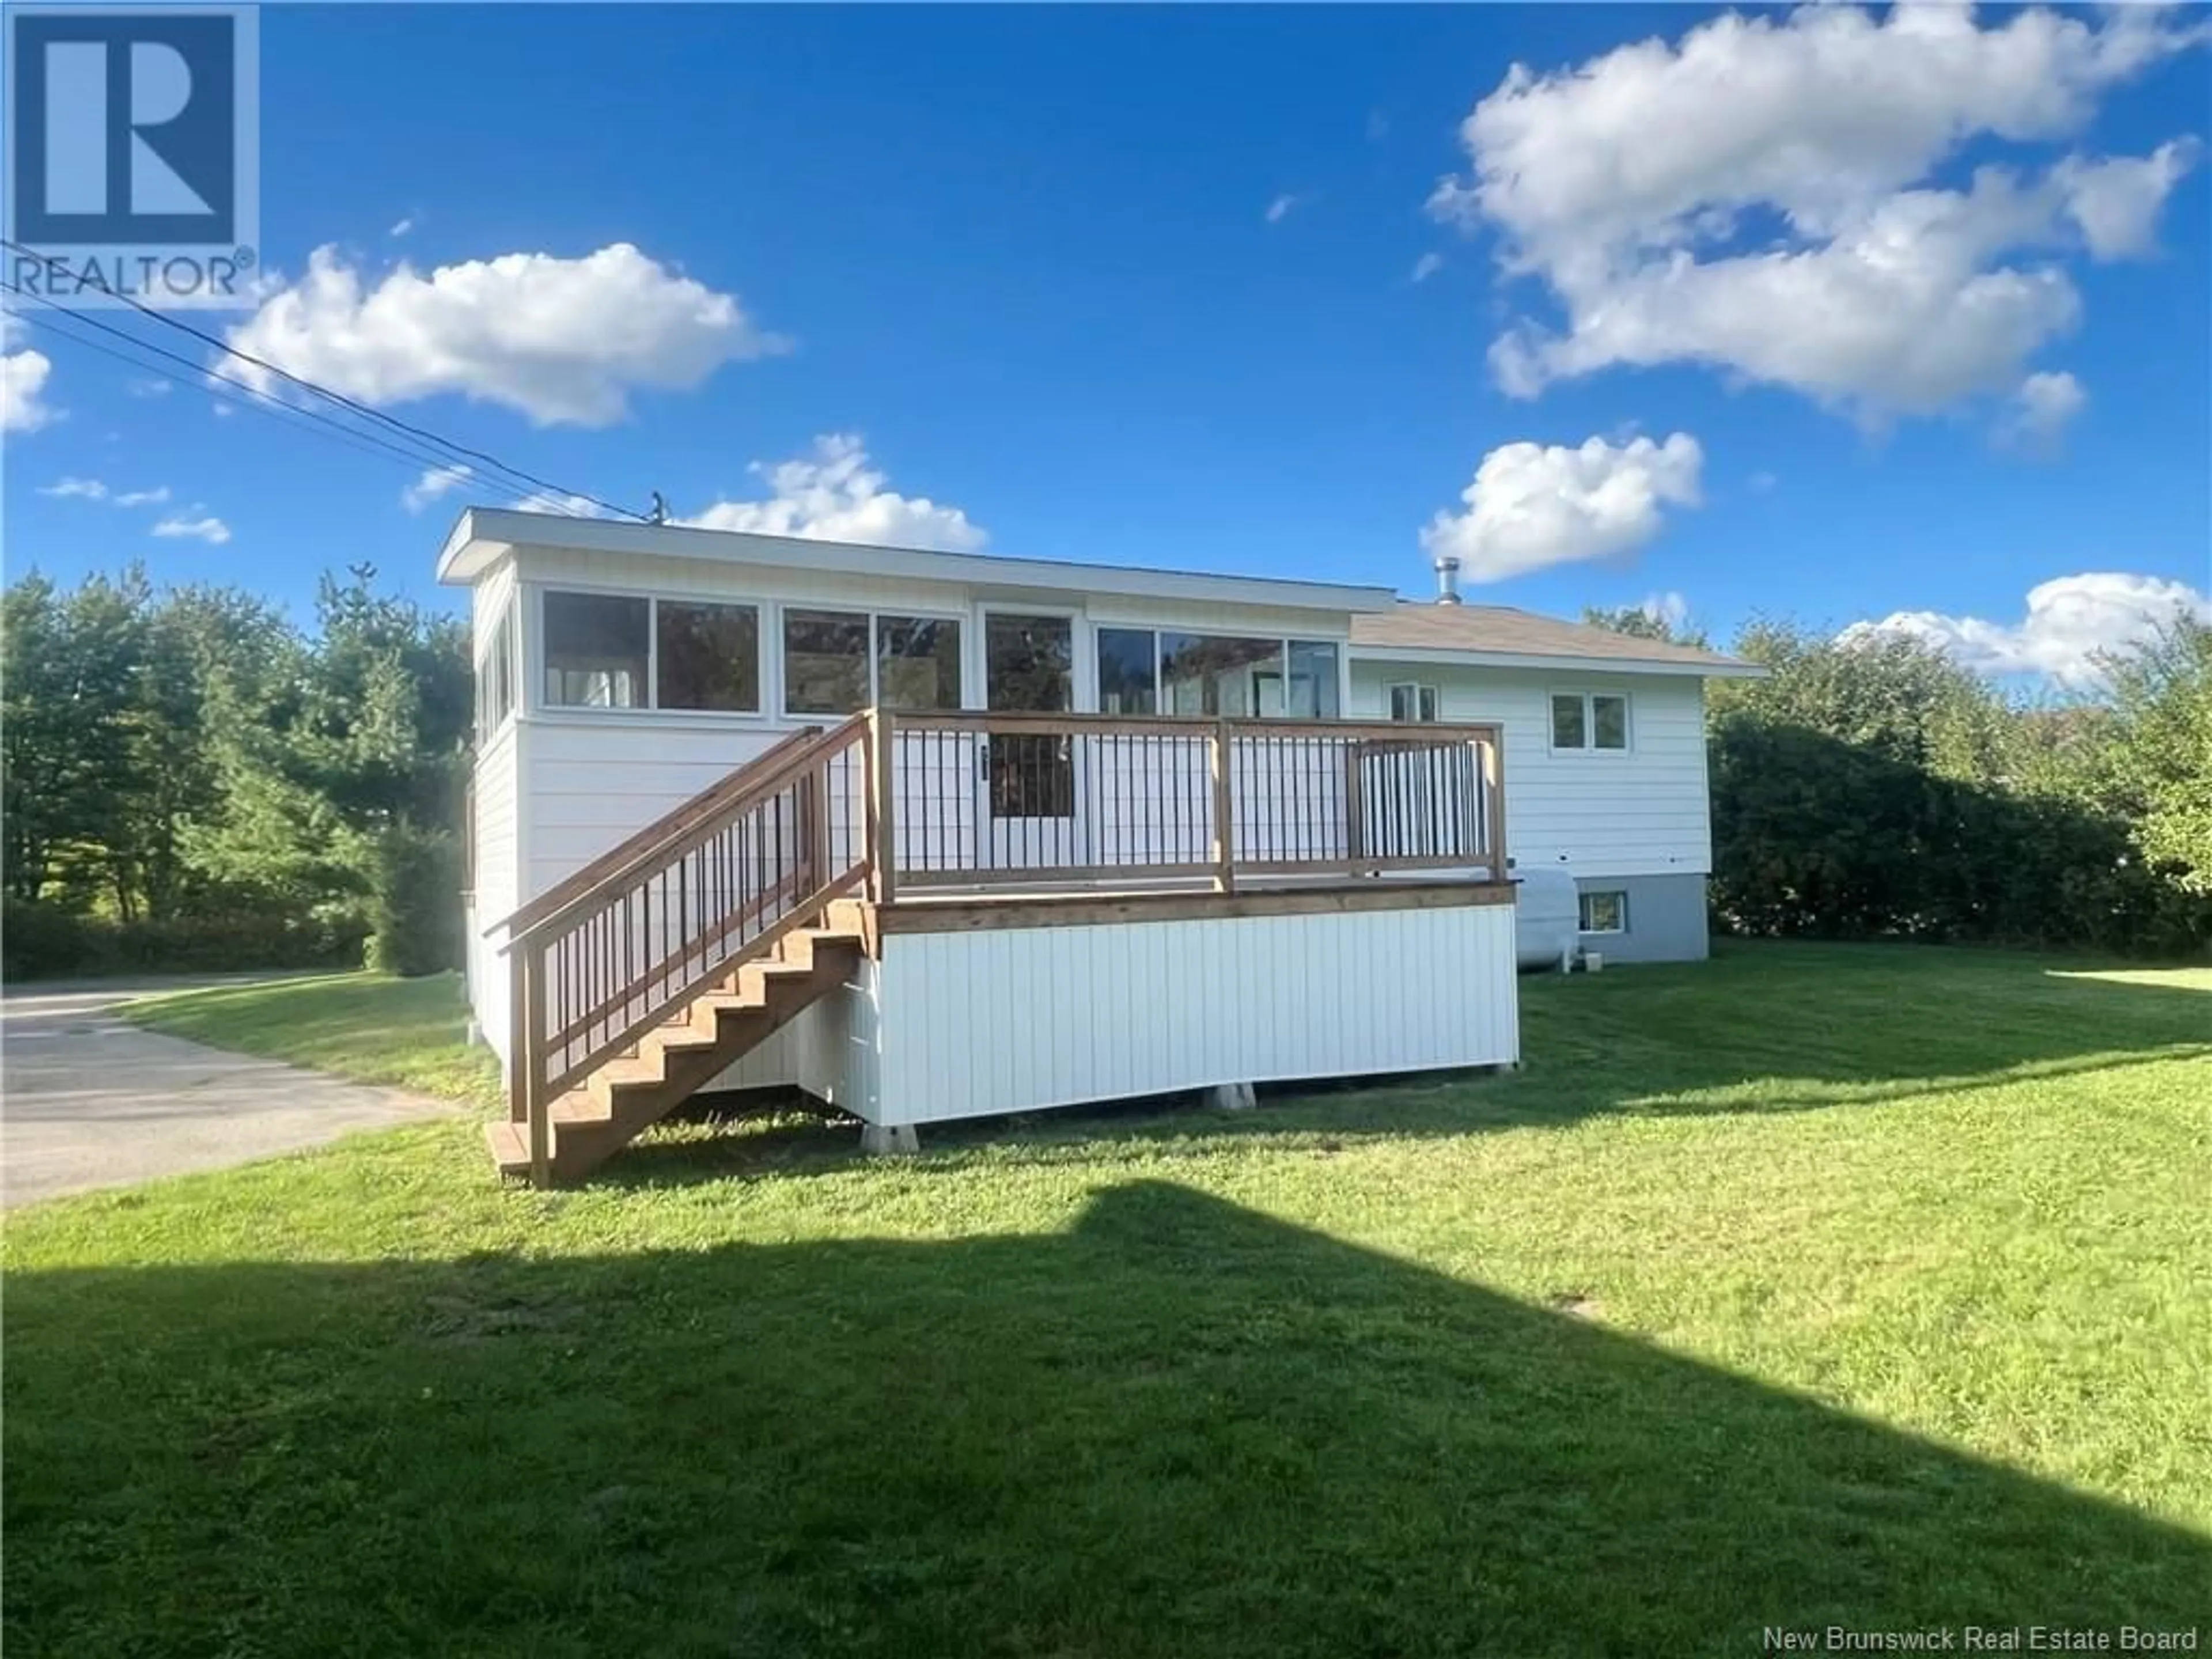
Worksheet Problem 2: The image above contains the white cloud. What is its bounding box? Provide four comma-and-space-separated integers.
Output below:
128, 377, 173, 398
1434, 5, 2207, 421
1641, 590, 1691, 631
1411, 252, 1446, 284
1844, 572, 2211, 685
224, 243, 786, 427
682, 434, 987, 553
1747, 470, 1778, 494
1419, 432, 1703, 583
2, 347, 56, 433
403, 463, 474, 512
42, 478, 180, 509
1265, 193, 1302, 225
151, 513, 233, 546
512, 490, 607, 517
389, 215, 416, 238
2055, 139, 2203, 259
1998, 369, 2087, 451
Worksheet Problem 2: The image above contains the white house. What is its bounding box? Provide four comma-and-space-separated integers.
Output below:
1348, 599, 1763, 962
444, 509, 1755, 1184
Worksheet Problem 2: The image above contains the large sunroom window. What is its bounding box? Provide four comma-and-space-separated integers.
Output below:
544, 593, 649, 710
543, 591, 764, 713
783, 610, 965, 715
1096, 631, 1340, 718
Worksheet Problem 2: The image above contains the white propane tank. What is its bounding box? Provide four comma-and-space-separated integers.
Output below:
1513, 866, 1580, 971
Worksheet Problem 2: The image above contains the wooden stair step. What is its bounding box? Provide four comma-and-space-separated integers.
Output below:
550, 1090, 616, 1128
777, 926, 865, 966
588, 1055, 668, 1105
738, 960, 819, 997
489, 897, 877, 1185
643, 1017, 722, 1054
484, 1121, 531, 1176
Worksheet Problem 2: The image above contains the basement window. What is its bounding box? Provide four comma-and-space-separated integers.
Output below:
1579, 890, 1628, 934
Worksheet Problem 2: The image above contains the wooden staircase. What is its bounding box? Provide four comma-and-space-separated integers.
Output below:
485, 715, 876, 1185
483, 900, 869, 1181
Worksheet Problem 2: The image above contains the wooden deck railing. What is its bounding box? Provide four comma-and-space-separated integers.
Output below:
491, 708, 1503, 1183
496, 715, 870, 1186
871, 710, 1504, 899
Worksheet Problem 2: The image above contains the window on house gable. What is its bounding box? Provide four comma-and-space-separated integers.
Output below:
1552, 691, 1630, 751
1388, 682, 1440, 724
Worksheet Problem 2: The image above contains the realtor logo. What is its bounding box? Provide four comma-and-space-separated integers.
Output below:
5, 6, 260, 306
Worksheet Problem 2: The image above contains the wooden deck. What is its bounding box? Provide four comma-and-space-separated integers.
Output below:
486, 710, 1510, 1184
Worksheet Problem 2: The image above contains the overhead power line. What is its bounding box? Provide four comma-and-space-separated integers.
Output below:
9, 300, 575, 505
1, 241, 646, 523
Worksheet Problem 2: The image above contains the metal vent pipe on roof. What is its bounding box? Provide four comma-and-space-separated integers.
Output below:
1434, 554, 1463, 605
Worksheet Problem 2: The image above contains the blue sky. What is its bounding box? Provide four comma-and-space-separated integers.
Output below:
5, 3, 2207, 681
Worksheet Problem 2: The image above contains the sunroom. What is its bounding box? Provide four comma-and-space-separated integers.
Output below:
442, 509, 1520, 1183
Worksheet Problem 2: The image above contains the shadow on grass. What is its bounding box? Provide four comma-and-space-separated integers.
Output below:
597, 939, 2211, 1190
6, 1183, 2204, 1658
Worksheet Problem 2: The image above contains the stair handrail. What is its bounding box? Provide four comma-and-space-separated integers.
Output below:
487, 724, 828, 947
506, 713, 873, 1185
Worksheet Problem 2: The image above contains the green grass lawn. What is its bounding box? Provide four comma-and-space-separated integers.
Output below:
126, 968, 504, 1111
10, 942, 2210, 1657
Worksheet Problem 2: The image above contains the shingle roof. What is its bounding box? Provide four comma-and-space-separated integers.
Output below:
1349, 603, 1756, 672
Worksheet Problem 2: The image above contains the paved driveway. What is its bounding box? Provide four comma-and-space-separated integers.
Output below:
2, 978, 458, 1208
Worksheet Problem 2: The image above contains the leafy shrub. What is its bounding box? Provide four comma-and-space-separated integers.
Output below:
363, 824, 461, 979
2, 894, 368, 982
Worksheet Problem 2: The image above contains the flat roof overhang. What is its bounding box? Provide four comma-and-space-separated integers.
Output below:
438, 508, 1399, 616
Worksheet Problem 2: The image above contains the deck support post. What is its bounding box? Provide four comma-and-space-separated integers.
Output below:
1203, 1081, 1258, 1112
1482, 728, 1508, 883
859, 1123, 921, 1156
517, 942, 550, 1188
1209, 717, 1236, 894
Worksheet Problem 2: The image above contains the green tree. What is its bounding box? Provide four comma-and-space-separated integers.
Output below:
188, 565, 471, 973
1581, 604, 1711, 650
2086, 616, 2212, 895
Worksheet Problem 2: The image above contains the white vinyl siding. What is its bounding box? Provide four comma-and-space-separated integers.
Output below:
465, 718, 521, 1067
871, 904, 1516, 1126
1350, 661, 1711, 879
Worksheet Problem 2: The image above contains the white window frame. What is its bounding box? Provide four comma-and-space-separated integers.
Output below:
1387, 681, 1440, 724
475, 599, 518, 741
1548, 688, 1633, 754
1578, 889, 1630, 934
533, 585, 770, 723
1088, 627, 1343, 719
778, 604, 969, 719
